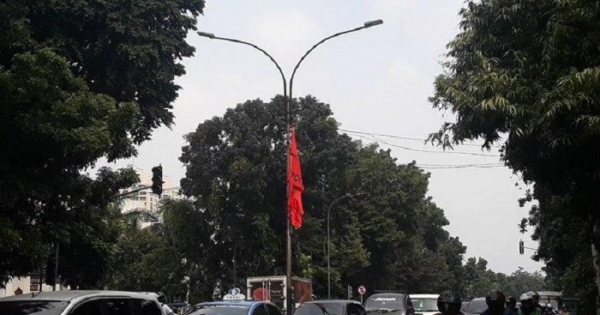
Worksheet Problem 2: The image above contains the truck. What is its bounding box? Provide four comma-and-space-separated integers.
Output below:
246, 275, 312, 313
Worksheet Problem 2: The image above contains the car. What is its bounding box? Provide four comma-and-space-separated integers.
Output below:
0, 290, 165, 315
293, 300, 366, 315
184, 301, 283, 315
409, 294, 439, 315
365, 292, 415, 315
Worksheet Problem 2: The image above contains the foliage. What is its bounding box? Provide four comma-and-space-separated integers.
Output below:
461, 258, 546, 299
0, 0, 204, 285
179, 95, 465, 298
429, 0, 600, 312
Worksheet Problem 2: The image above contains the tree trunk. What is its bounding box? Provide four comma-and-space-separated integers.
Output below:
591, 214, 600, 315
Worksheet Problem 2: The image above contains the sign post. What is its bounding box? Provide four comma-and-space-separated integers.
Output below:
358, 285, 366, 304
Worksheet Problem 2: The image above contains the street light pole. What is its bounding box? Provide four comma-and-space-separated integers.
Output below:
327, 192, 365, 299
197, 20, 383, 312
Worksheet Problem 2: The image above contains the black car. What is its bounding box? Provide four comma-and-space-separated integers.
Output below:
294, 300, 366, 315
365, 293, 415, 315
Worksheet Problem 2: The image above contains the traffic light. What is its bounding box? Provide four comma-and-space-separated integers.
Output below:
519, 240, 524, 255
151, 165, 163, 196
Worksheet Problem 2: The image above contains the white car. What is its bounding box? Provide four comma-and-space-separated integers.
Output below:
409, 294, 439, 315
0, 290, 166, 315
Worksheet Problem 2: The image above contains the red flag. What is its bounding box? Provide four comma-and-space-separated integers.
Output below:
288, 127, 304, 229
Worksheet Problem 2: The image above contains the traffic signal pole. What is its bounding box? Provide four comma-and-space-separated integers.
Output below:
114, 165, 164, 199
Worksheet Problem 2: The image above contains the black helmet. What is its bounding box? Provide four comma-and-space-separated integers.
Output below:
437, 291, 462, 315
486, 290, 506, 309
438, 290, 462, 304
507, 296, 517, 304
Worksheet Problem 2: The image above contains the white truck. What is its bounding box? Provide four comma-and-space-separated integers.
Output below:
246, 276, 312, 313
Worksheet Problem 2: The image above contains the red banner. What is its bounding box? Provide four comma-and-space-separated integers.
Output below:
288, 127, 304, 229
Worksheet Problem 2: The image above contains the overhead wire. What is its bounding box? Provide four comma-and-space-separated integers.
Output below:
346, 131, 506, 169
340, 128, 503, 148
355, 132, 502, 157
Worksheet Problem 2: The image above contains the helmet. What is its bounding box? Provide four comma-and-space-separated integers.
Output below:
438, 290, 462, 304
507, 296, 517, 304
437, 291, 462, 315
529, 291, 540, 298
520, 292, 533, 302
519, 293, 536, 314
486, 290, 506, 309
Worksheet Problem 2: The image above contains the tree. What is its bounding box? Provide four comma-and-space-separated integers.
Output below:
0, 0, 204, 284
180, 95, 465, 298
429, 1, 600, 313
180, 95, 367, 296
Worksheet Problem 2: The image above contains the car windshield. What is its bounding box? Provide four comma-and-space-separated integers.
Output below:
294, 303, 345, 315
365, 295, 405, 311
412, 299, 438, 312
466, 300, 487, 315
0, 301, 69, 315
186, 305, 250, 315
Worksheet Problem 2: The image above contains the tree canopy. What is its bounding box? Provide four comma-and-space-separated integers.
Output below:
430, 0, 600, 313
178, 95, 466, 297
0, 0, 204, 285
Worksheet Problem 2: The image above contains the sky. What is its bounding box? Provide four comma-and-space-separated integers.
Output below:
96, 0, 545, 275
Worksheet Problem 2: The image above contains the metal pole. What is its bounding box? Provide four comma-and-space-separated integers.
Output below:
54, 243, 59, 291
197, 21, 383, 311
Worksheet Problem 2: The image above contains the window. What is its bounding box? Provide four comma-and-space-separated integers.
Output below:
293, 303, 344, 315
71, 300, 103, 315
411, 299, 438, 312
252, 305, 268, 315
0, 301, 69, 315
102, 299, 133, 315
132, 299, 162, 315
187, 305, 250, 315
265, 304, 283, 315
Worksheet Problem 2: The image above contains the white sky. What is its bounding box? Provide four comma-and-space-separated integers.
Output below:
97, 0, 544, 274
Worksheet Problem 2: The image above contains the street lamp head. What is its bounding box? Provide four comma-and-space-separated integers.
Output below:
363, 19, 384, 28
197, 31, 216, 39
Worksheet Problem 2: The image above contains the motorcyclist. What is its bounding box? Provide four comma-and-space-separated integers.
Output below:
530, 291, 544, 313
481, 290, 506, 315
505, 296, 518, 315
519, 292, 541, 315
435, 290, 464, 315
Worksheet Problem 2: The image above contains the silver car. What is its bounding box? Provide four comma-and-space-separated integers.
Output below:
0, 290, 165, 315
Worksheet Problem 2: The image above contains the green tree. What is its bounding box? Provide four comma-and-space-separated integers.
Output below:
429, 1, 600, 313
0, 0, 204, 284
179, 95, 464, 298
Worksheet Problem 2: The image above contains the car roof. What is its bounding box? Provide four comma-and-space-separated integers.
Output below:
303, 300, 361, 304
369, 293, 407, 297
410, 294, 438, 299
194, 301, 273, 307
0, 291, 159, 302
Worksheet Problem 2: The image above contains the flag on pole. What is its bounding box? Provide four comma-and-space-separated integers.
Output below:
288, 127, 304, 229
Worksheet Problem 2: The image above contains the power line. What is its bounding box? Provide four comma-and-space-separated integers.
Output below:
340, 128, 503, 148
354, 133, 501, 157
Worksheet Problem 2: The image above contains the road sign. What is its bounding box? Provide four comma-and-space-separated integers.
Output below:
358, 285, 366, 295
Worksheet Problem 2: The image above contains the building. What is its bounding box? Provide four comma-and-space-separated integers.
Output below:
119, 167, 183, 227
0, 272, 58, 297
353, 139, 363, 150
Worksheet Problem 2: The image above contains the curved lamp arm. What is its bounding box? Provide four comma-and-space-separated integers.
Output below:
288, 19, 383, 100
197, 32, 288, 99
